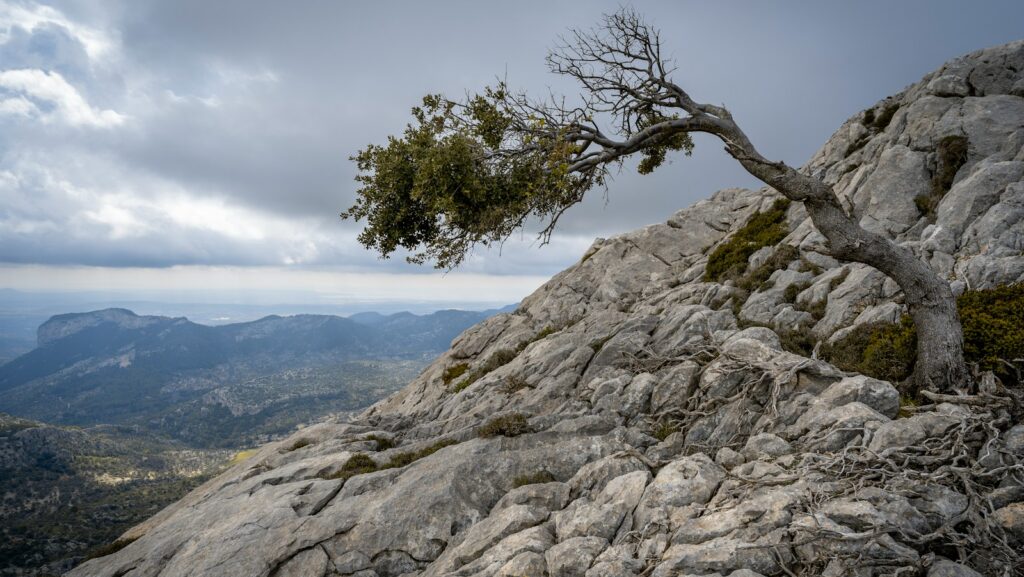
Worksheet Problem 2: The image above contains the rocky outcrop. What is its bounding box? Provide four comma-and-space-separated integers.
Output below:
68, 41, 1024, 577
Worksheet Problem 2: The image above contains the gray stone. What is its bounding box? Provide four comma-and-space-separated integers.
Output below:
545, 536, 608, 577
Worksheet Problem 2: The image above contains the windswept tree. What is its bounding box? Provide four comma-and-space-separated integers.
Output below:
342, 9, 968, 393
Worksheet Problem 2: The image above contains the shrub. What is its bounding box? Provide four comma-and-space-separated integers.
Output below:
589, 335, 613, 352
451, 348, 518, 392
820, 317, 917, 384
320, 439, 459, 481
287, 438, 314, 452
917, 135, 969, 221
735, 244, 800, 292
778, 329, 817, 357
870, 102, 900, 132
512, 470, 557, 487
959, 283, 1024, 384
442, 363, 469, 385
704, 199, 791, 283
365, 434, 396, 451
478, 413, 532, 438
651, 421, 679, 441
783, 281, 811, 304
84, 537, 138, 560
500, 375, 532, 394
384, 439, 458, 468
820, 283, 1024, 389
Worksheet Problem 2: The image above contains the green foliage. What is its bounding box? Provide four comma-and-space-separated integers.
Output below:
343, 87, 602, 269
477, 413, 532, 438
83, 537, 138, 561
512, 470, 557, 488
651, 421, 679, 441
383, 439, 458, 469
821, 283, 1024, 388
820, 317, 917, 384
287, 438, 313, 452
735, 244, 800, 292
500, 375, 533, 394
365, 434, 396, 451
635, 110, 695, 174
783, 281, 811, 304
320, 439, 460, 481
869, 102, 900, 132
898, 394, 918, 418
442, 363, 469, 385
451, 348, 518, 393
916, 135, 969, 221
778, 329, 817, 357
958, 283, 1024, 384
704, 199, 792, 283
589, 335, 614, 352
533, 326, 557, 341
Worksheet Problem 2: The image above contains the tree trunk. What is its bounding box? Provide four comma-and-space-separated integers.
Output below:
721, 134, 970, 392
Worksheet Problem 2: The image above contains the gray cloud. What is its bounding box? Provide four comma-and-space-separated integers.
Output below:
2, 0, 1024, 279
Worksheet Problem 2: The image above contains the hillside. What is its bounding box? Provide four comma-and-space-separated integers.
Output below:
0, 308, 502, 447
0, 414, 231, 577
68, 42, 1024, 577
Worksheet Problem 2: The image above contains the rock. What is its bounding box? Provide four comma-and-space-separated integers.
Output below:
927, 74, 970, 97
715, 447, 745, 469
992, 502, 1024, 540
928, 558, 985, 577
740, 433, 793, 460
869, 413, 961, 452
545, 536, 607, 577
555, 470, 650, 541
634, 454, 725, 528
66, 40, 1024, 577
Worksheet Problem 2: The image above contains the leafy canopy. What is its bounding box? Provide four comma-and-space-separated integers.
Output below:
342, 9, 695, 269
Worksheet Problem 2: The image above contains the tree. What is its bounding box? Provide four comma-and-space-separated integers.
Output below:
342, 9, 968, 393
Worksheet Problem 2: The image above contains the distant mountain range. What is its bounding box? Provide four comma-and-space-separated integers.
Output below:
0, 306, 512, 447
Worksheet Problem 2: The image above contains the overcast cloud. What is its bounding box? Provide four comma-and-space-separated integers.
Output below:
1, 0, 1022, 301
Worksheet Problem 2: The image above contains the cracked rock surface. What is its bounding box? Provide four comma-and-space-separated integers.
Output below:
68, 41, 1024, 577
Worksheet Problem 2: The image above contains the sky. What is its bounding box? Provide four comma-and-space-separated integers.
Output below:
1, 0, 1022, 308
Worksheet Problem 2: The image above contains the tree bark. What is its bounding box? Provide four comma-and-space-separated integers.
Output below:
708, 115, 970, 393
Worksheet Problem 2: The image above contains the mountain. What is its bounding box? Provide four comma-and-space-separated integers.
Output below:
68, 42, 1024, 577
0, 307, 502, 447
0, 413, 231, 577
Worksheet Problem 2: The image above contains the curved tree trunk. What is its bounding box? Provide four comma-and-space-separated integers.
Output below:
711, 117, 969, 393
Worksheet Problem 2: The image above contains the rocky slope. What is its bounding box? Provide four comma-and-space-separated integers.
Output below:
67, 42, 1024, 577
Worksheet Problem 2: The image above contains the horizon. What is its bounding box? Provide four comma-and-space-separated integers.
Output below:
2, 1, 1023, 301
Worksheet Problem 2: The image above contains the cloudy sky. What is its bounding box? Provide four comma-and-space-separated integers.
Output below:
1, 0, 1022, 307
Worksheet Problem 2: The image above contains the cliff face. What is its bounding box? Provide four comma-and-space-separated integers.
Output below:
68, 42, 1024, 577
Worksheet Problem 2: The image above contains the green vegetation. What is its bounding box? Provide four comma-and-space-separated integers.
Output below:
442, 363, 470, 385
898, 394, 918, 419
783, 281, 811, 304
500, 375, 533, 394
651, 421, 679, 441
959, 283, 1024, 383
735, 244, 800, 292
365, 434, 396, 451
477, 413, 532, 438
83, 536, 139, 561
287, 438, 314, 452
867, 101, 900, 132
821, 283, 1024, 389
512, 470, 557, 488
450, 348, 518, 393
320, 439, 459, 481
704, 199, 791, 283
589, 335, 614, 353
915, 135, 969, 221
228, 449, 258, 465
820, 317, 917, 384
